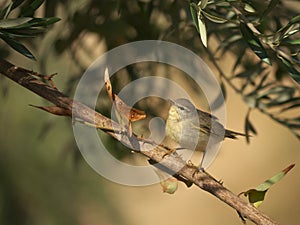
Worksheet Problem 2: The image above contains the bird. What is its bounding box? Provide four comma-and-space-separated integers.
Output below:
165, 98, 245, 168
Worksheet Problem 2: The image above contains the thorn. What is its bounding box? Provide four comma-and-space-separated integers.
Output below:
29, 71, 58, 89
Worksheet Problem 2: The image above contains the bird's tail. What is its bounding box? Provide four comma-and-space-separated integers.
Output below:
225, 129, 247, 139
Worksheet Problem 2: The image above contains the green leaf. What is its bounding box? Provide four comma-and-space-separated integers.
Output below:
190, 2, 200, 33
0, 33, 36, 60
34, 17, 61, 26
275, 15, 300, 42
285, 117, 300, 129
214, 1, 230, 7
23, 17, 61, 28
244, 3, 256, 13
189, 0, 210, 46
232, 49, 245, 72
0, 0, 26, 19
278, 55, 300, 84
260, 0, 280, 20
160, 177, 178, 194
220, 81, 226, 100
201, 10, 227, 24
0, 17, 32, 28
154, 166, 179, 194
198, 11, 207, 47
267, 97, 300, 108
210, 81, 226, 110
280, 103, 300, 113
285, 39, 300, 45
256, 164, 295, 191
1, 28, 45, 38
258, 86, 294, 104
280, 24, 300, 41
21, 0, 46, 16
235, 69, 256, 79
289, 15, 300, 25
0, 2, 13, 19
245, 189, 266, 208
2, 17, 60, 29
199, 0, 208, 10
240, 22, 271, 65
242, 164, 295, 208
244, 109, 256, 143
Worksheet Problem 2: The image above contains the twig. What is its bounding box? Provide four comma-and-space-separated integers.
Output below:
230, 2, 261, 35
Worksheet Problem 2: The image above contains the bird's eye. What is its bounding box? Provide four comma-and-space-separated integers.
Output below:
178, 106, 185, 111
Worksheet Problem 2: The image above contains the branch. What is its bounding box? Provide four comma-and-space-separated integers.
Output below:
0, 58, 280, 225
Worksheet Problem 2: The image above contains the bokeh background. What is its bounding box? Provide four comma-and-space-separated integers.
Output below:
0, 1, 299, 225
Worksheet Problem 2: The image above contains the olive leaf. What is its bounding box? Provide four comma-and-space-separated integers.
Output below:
190, 2, 200, 33
21, 0, 46, 16
244, 109, 257, 143
0, 17, 32, 28
0, 32, 36, 60
210, 81, 226, 110
202, 10, 227, 24
278, 55, 300, 84
285, 39, 300, 45
199, 0, 208, 10
240, 22, 271, 65
241, 164, 295, 208
197, 10, 207, 47
0, 0, 26, 19
260, 0, 280, 20
0, 16, 60, 60
189, 1, 207, 47
243, 3, 255, 13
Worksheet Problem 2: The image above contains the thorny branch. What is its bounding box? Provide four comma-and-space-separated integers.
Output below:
0, 58, 280, 225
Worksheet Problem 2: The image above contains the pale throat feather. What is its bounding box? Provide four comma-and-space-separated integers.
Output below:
165, 106, 183, 142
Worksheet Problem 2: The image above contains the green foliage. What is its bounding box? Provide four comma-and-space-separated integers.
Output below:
1, 0, 298, 139
0, 1, 299, 137
188, 0, 300, 140
190, 0, 228, 47
0, 0, 60, 60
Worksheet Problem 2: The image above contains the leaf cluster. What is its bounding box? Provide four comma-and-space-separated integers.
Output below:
189, 0, 300, 140
0, 0, 60, 60
1, 0, 300, 139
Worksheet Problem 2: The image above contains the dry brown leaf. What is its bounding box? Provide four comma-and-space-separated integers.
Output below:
104, 68, 146, 136
104, 68, 114, 102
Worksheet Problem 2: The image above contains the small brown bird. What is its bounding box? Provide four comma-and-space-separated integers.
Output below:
165, 98, 245, 168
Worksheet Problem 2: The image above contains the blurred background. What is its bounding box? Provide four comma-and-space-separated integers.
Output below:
0, 0, 300, 225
